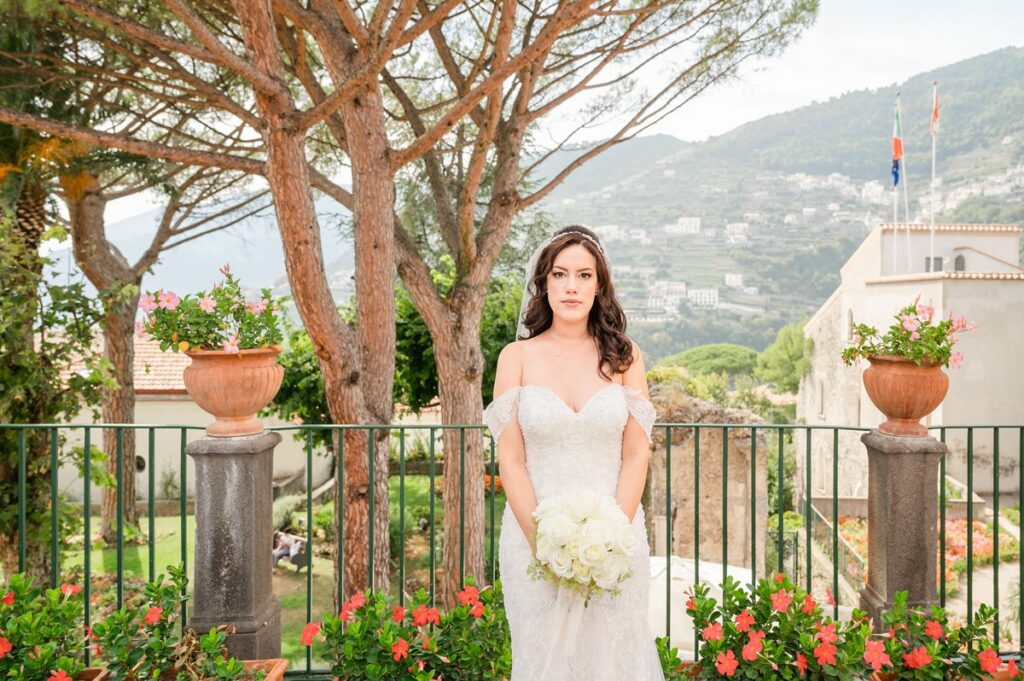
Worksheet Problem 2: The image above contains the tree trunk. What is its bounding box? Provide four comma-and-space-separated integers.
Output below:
63, 173, 141, 543
98, 298, 140, 542
433, 307, 487, 606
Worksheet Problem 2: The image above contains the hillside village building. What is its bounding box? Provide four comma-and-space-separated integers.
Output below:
797, 223, 1024, 503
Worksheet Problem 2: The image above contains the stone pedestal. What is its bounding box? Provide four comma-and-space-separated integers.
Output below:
859, 430, 947, 630
186, 431, 282, 658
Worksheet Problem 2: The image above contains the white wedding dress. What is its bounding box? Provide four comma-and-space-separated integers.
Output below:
483, 382, 666, 681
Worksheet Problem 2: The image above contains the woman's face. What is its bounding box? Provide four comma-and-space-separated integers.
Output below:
546, 243, 599, 324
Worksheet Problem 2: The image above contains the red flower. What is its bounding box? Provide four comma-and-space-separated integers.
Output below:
813, 641, 837, 666
144, 606, 163, 625
470, 601, 485, 618
701, 622, 724, 641
902, 646, 932, 669
339, 603, 354, 622
814, 622, 837, 644
774, 573, 784, 583
795, 652, 808, 676
770, 588, 791, 612
742, 631, 765, 661
978, 648, 1001, 675
863, 640, 891, 671
300, 622, 320, 646
0, 637, 12, 659
715, 649, 739, 677
48, 672, 73, 681
1, 592, 13, 606
824, 588, 836, 607
412, 604, 441, 627
457, 585, 480, 606
924, 619, 944, 640
685, 596, 696, 612
393, 606, 405, 623
391, 637, 409, 662
801, 594, 816, 615
349, 592, 366, 609
734, 609, 754, 632
60, 584, 81, 597
1006, 659, 1019, 677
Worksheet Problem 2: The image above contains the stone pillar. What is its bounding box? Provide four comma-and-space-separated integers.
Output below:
186, 431, 282, 659
859, 430, 947, 630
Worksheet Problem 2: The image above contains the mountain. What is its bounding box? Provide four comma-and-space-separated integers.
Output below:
534, 46, 1024, 222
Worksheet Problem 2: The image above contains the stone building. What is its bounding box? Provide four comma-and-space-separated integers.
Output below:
797, 223, 1024, 503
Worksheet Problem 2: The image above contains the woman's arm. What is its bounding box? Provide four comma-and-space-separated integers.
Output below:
492, 343, 539, 549
615, 342, 652, 522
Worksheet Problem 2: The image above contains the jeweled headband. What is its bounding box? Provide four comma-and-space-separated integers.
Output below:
550, 229, 605, 256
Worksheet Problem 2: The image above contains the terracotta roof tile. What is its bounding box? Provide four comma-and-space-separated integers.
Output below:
134, 337, 189, 393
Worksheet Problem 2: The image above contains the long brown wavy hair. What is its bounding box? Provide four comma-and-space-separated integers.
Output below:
520, 225, 634, 379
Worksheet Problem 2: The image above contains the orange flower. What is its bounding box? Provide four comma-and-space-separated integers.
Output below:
801, 594, 816, 615
715, 650, 739, 677
393, 605, 405, 623
349, 592, 367, 609
978, 648, 1001, 675
412, 604, 441, 627
301, 622, 320, 646
60, 584, 81, 597
770, 588, 791, 612
924, 619, 943, 640
795, 652, 808, 676
470, 601, 485, 618
391, 637, 409, 662
734, 609, 754, 632
813, 641, 837, 666
701, 622, 724, 641
1, 592, 13, 606
863, 640, 890, 671
144, 606, 163, 625
48, 671, 73, 681
457, 585, 480, 606
742, 631, 764, 661
902, 646, 931, 669
0, 637, 12, 659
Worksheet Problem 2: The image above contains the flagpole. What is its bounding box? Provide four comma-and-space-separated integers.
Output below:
898, 94, 912, 272
930, 81, 938, 271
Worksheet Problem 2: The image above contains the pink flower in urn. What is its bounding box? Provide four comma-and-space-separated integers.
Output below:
158, 290, 180, 311
246, 299, 267, 315
900, 314, 919, 333
910, 331, 920, 341
135, 321, 146, 338
916, 303, 934, 321
139, 293, 157, 313
222, 335, 240, 354
950, 351, 964, 369
199, 295, 217, 313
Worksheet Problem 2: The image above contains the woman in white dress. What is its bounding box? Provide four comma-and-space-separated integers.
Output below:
483, 226, 665, 681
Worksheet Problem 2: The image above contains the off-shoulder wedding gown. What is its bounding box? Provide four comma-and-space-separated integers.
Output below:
483, 382, 666, 681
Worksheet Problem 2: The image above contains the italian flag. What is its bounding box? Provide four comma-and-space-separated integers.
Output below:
891, 102, 903, 187
931, 84, 940, 136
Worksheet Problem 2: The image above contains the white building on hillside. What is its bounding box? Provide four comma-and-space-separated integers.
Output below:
665, 217, 701, 235
797, 223, 1024, 502
687, 288, 719, 309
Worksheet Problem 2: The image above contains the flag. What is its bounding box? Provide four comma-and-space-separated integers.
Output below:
892, 102, 903, 187
930, 83, 940, 136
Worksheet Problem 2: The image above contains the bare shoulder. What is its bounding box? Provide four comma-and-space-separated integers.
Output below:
494, 341, 526, 394
620, 338, 649, 396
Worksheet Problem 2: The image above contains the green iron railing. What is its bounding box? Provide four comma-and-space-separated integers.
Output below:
3, 421, 1023, 679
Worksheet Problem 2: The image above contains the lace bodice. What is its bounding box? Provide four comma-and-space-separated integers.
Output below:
484, 382, 664, 681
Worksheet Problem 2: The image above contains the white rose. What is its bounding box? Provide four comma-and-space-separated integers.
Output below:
548, 549, 574, 579
539, 515, 576, 548
592, 561, 623, 590
535, 534, 558, 562
577, 525, 611, 568
572, 562, 593, 583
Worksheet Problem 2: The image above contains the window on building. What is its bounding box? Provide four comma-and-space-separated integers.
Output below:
847, 309, 855, 341
955, 254, 966, 271
818, 380, 825, 418
925, 256, 943, 272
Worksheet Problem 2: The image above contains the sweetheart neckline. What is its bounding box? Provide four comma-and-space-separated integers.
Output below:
520, 382, 623, 416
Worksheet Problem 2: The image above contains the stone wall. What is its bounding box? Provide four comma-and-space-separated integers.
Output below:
646, 382, 768, 570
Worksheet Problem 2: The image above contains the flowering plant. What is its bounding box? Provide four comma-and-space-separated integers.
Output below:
685, 573, 872, 679
0, 573, 88, 680
139, 265, 283, 353
304, 579, 511, 681
872, 590, 1016, 679
91, 564, 264, 680
529, 492, 637, 603
842, 298, 974, 368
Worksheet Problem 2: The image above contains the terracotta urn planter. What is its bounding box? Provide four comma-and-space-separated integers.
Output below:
183, 347, 284, 437
862, 355, 949, 437
243, 658, 289, 681
76, 670, 111, 681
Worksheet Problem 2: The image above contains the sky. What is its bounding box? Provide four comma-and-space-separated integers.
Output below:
104, 0, 1024, 223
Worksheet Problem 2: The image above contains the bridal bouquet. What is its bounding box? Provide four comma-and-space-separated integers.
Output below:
528, 492, 637, 603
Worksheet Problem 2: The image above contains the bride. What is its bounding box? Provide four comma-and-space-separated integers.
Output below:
483, 226, 665, 680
